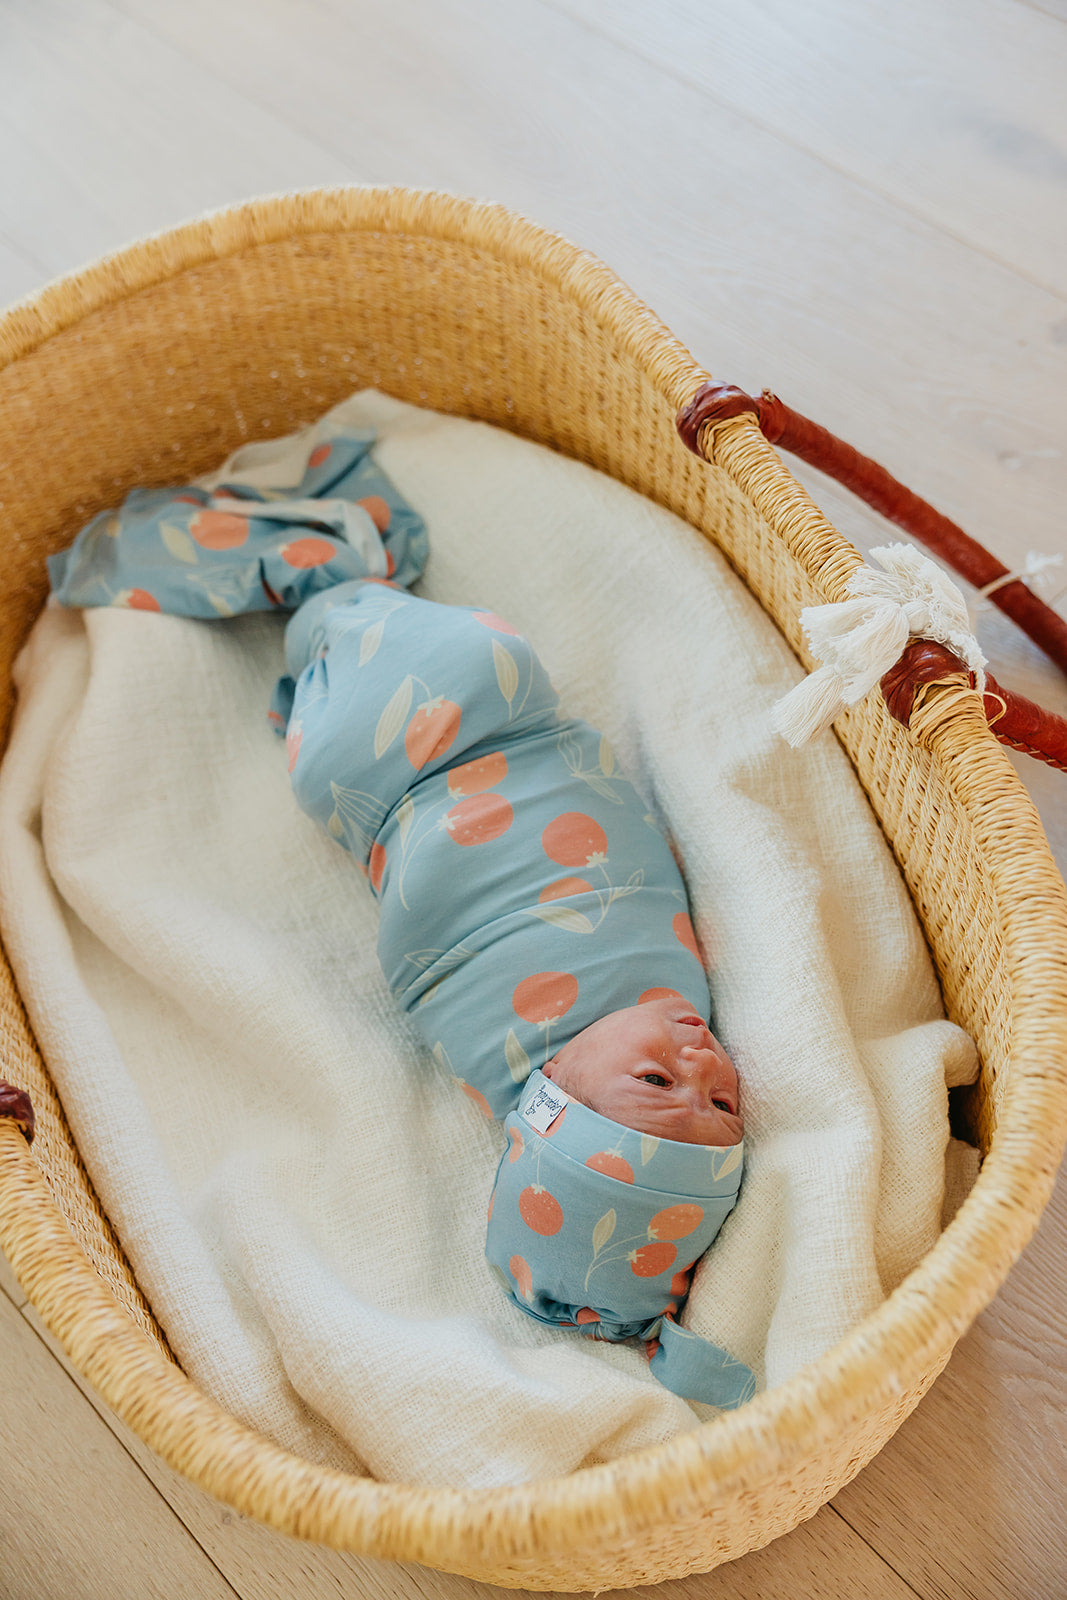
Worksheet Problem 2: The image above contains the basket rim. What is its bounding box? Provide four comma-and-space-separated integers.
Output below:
2, 185, 1066, 1566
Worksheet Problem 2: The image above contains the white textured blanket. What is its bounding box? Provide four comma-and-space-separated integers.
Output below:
0, 391, 978, 1488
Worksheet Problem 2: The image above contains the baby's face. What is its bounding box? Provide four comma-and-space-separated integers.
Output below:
542, 995, 743, 1147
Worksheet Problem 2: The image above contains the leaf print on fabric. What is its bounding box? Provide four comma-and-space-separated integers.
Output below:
327, 810, 344, 839
598, 734, 615, 776
159, 521, 199, 564
556, 729, 625, 805
505, 1028, 531, 1084
374, 676, 413, 758
492, 640, 519, 706
359, 618, 385, 665
591, 1209, 617, 1255
640, 1134, 660, 1166
328, 781, 388, 857
712, 1144, 744, 1182
524, 904, 596, 935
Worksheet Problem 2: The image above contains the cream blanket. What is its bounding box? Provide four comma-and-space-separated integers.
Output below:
0, 391, 978, 1488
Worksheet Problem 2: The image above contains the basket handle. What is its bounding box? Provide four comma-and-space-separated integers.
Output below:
0, 1082, 35, 1143
677, 383, 1067, 773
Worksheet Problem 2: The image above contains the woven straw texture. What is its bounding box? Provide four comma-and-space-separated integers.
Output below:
0, 187, 1065, 1589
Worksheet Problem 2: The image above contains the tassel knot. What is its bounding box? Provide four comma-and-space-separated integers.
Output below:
773, 543, 986, 747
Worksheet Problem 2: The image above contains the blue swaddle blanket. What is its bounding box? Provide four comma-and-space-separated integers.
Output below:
49, 425, 753, 1409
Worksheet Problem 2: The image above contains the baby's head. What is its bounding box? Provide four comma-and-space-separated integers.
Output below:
542, 995, 743, 1147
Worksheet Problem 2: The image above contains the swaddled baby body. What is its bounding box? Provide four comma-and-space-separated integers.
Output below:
49, 425, 754, 1408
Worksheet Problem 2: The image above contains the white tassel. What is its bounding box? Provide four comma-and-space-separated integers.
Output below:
772, 543, 986, 748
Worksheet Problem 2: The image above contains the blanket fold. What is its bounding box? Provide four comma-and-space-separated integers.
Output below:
0, 389, 979, 1487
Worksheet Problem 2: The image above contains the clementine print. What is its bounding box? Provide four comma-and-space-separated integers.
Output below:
541, 812, 608, 868
487, 1190, 495, 1221
190, 510, 248, 550
538, 876, 593, 903
472, 610, 519, 635
509, 1254, 533, 1301
369, 841, 387, 894
670, 1270, 692, 1298
444, 792, 513, 846
512, 971, 579, 1025
405, 699, 462, 769
518, 1184, 563, 1236
122, 588, 161, 612
629, 1241, 677, 1277
447, 751, 508, 797
357, 494, 391, 531
649, 1203, 704, 1241
584, 1152, 635, 1183
638, 987, 682, 1005
672, 912, 701, 962
459, 1081, 493, 1119
286, 723, 302, 773
507, 1126, 524, 1163
308, 443, 332, 468
281, 536, 337, 568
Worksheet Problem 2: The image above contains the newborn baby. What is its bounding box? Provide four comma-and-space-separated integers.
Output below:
49, 424, 753, 1408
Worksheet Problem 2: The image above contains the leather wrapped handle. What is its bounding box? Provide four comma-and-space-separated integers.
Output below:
677, 383, 1067, 773
0, 1082, 35, 1143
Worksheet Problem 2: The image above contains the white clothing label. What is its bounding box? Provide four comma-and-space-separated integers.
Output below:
522, 1082, 568, 1134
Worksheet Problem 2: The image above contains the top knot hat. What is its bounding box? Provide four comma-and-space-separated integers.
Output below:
485, 1071, 753, 1408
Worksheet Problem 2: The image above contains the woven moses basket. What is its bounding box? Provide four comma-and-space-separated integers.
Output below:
1, 187, 1066, 1590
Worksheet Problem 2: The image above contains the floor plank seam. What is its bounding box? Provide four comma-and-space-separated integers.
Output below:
828, 1504, 928, 1599
16, 1300, 246, 1600
538, 0, 1067, 305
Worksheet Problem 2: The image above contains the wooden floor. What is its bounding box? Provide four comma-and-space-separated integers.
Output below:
1, 1, 1066, 1596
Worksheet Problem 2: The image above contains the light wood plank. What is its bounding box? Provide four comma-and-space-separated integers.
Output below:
549, 0, 1067, 297
0, 0, 351, 285
833, 1147, 1067, 1599
22, 1298, 915, 1600
0, 1292, 239, 1600
0, 2, 1064, 1595
79, 0, 1064, 580
0, 1241, 27, 1308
